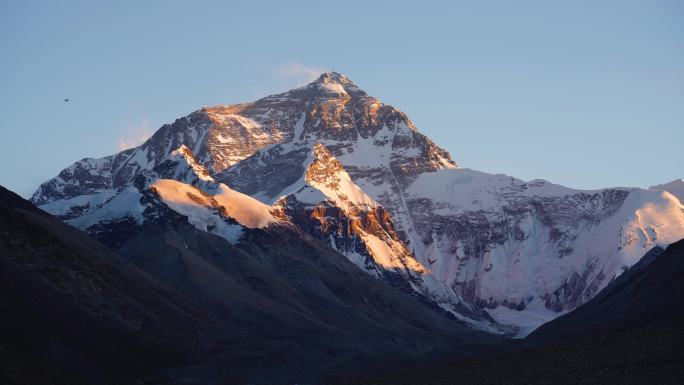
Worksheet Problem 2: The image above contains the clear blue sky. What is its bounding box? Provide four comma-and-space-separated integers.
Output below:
1, 0, 682, 198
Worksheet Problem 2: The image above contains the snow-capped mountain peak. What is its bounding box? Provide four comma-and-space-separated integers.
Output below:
310, 71, 360, 97
31, 74, 684, 337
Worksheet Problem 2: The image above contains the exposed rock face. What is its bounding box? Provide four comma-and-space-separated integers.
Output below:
153, 144, 215, 184
276, 197, 421, 290
272, 143, 432, 297
31, 72, 684, 335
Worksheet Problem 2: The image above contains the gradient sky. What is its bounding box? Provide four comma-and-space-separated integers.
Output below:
1, 0, 682, 198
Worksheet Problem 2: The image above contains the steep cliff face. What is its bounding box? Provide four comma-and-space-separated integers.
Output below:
271, 144, 438, 302
31, 72, 684, 336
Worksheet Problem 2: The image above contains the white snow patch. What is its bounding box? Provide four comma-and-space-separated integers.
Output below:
151, 179, 243, 243
292, 113, 306, 144
405, 168, 581, 212
318, 82, 347, 95
126, 146, 152, 170
336, 124, 393, 168
211, 183, 277, 228
487, 298, 564, 338
360, 233, 403, 269
291, 185, 330, 206
39, 189, 118, 216
215, 134, 236, 144
217, 114, 262, 131
67, 187, 145, 229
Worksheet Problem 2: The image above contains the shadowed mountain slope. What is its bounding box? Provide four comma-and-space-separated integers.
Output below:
0, 185, 212, 384
112, 192, 504, 383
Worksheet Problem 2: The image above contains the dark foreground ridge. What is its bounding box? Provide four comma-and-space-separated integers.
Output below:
0, 185, 212, 384
329, 239, 684, 385
330, 319, 684, 385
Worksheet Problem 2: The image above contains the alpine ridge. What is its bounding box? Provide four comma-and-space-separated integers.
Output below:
31, 72, 684, 336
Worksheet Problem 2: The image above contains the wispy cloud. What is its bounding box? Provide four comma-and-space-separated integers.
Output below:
117, 118, 152, 150
274, 62, 328, 86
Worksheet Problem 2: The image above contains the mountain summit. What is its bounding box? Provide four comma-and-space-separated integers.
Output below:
310, 71, 355, 89
32, 73, 684, 336
315, 71, 352, 83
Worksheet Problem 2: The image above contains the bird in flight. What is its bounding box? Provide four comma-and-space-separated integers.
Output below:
64, 98, 70, 102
